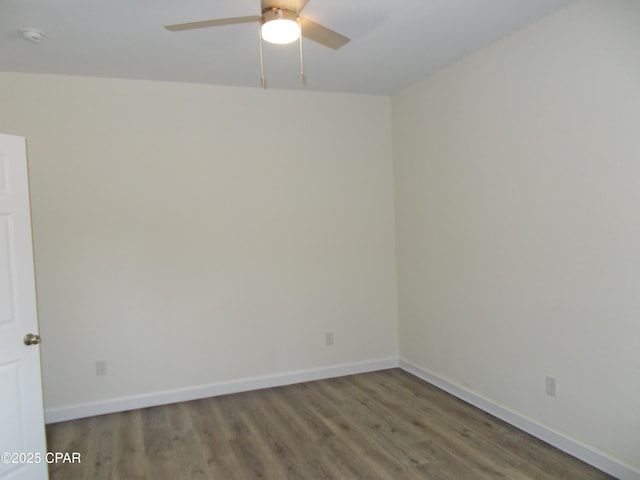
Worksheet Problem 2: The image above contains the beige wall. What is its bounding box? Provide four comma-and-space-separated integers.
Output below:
0, 73, 399, 408
393, 0, 640, 472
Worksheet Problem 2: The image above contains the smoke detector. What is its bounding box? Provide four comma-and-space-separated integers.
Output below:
21, 28, 45, 43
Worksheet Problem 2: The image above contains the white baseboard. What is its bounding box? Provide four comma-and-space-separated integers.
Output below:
399, 358, 640, 480
44, 357, 399, 424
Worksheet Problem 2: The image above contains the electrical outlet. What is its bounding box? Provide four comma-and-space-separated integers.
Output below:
545, 376, 556, 397
95, 360, 107, 376
325, 332, 334, 346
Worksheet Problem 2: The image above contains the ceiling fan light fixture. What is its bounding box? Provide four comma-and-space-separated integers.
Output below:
261, 8, 300, 45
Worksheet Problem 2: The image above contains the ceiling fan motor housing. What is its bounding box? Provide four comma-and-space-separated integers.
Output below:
261, 7, 298, 25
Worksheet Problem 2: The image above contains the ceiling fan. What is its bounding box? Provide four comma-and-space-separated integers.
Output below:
165, 0, 350, 87
164, 0, 349, 50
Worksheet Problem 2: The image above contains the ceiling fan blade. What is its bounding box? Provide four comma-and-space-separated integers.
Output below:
261, 0, 310, 14
299, 17, 350, 50
165, 16, 261, 32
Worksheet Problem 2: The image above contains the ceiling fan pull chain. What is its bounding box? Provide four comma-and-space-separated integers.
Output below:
258, 26, 267, 89
298, 21, 305, 85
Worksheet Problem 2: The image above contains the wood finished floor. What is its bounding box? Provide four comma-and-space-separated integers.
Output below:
46, 369, 614, 479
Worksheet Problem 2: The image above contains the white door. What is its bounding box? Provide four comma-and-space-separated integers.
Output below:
0, 134, 48, 480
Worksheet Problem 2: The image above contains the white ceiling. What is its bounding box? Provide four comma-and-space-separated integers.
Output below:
0, 0, 575, 95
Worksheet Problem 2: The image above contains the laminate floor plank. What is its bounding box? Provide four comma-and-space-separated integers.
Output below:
311, 379, 435, 477
286, 379, 410, 479
315, 378, 499, 480
46, 416, 89, 480
248, 389, 336, 478
140, 405, 184, 480
112, 410, 146, 480
345, 372, 543, 479
188, 397, 246, 479
248, 386, 360, 479
46, 368, 615, 479
82, 414, 119, 480
321, 377, 493, 480
217, 392, 282, 479
270, 385, 372, 479
164, 401, 214, 480
238, 402, 303, 478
